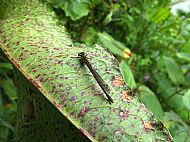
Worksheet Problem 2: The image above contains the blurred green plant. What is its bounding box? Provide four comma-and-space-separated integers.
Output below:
0, 49, 17, 142
46, 0, 190, 141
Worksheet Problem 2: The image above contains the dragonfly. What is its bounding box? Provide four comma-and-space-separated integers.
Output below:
78, 52, 114, 104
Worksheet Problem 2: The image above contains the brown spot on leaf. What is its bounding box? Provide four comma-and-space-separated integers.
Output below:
121, 90, 132, 102
53, 48, 60, 50
35, 74, 41, 79
19, 52, 24, 58
112, 76, 124, 87
144, 121, 153, 132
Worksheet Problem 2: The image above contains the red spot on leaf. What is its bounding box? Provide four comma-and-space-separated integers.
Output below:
88, 128, 95, 137
119, 110, 129, 121
69, 96, 77, 101
30, 78, 40, 87
39, 77, 48, 83
108, 120, 113, 125
78, 107, 90, 117
12, 61, 21, 69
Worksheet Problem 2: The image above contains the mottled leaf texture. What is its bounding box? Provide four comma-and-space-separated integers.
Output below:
0, 0, 173, 141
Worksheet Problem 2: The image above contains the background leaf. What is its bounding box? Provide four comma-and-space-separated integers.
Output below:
98, 32, 127, 57
163, 56, 185, 84
182, 89, 190, 112
0, 63, 13, 70
155, 74, 176, 99
164, 112, 190, 142
64, 0, 90, 20
0, 79, 17, 100
119, 60, 136, 89
103, 12, 113, 25
138, 85, 164, 120
176, 52, 190, 62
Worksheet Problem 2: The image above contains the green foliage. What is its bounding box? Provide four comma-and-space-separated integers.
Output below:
46, 0, 190, 141
0, 50, 16, 142
164, 112, 190, 142
182, 89, 190, 112
176, 52, 190, 62
46, 0, 100, 20
163, 56, 185, 84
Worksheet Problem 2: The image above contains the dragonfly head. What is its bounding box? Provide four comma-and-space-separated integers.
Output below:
78, 52, 85, 57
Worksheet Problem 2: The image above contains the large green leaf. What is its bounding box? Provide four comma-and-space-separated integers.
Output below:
0, 0, 173, 141
138, 85, 164, 120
